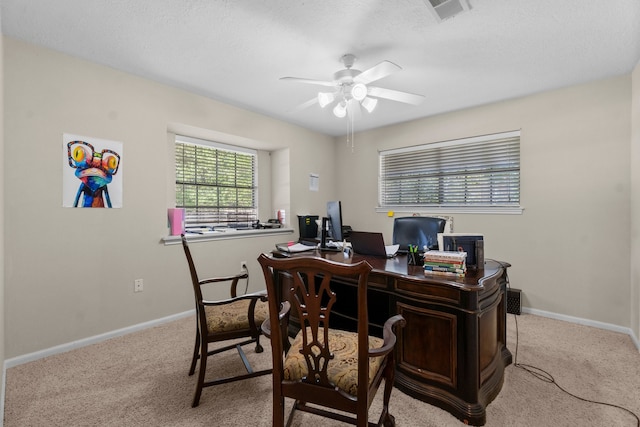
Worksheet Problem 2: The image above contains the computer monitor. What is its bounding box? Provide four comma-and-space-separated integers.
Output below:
439, 233, 484, 269
392, 216, 447, 253
326, 200, 343, 242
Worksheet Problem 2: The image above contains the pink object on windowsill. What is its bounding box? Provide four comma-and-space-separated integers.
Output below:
168, 208, 185, 236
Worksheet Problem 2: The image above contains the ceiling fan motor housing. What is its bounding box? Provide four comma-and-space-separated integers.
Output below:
334, 68, 360, 83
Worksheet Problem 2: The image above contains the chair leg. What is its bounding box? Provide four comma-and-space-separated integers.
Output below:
273, 389, 285, 427
189, 328, 201, 376
192, 340, 208, 408
255, 333, 264, 353
379, 363, 397, 427
383, 414, 396, 427
356, 406, 368, 427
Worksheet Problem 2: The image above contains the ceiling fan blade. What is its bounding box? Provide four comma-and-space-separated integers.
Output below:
280, 76, 335, 87
288, 97, 319, 113
368, 86, 425, 105
353, 60, 402, 85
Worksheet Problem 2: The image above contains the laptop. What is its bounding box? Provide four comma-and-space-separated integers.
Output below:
349, 231, 399, 258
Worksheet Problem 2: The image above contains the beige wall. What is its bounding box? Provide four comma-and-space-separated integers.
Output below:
3, 37, 336, 358
3, 35, 638, 360
632, 60, 640, 339
335, 75, 633, 328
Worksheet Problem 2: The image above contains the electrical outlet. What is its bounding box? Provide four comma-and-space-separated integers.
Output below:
134, 279, 144, 293
240, 261, 248, 271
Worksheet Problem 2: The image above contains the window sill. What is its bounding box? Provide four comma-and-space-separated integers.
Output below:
162, 227, 295, 245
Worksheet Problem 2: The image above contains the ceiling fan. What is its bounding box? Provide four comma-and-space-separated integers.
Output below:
280, 54, 425, 119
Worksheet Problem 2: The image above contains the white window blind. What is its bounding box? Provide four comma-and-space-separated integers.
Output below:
175, 136, 257, 226
379, 131, 520, 210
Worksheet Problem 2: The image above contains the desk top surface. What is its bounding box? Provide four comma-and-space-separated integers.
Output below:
283, 248, 509, 290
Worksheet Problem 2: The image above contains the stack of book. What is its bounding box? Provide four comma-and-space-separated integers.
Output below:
423, 250, 467, 277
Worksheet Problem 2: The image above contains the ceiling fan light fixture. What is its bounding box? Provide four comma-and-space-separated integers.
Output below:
361, 96, 378, 113
281, 53, 424, 125
351, 83, 367, 101
317, 92, 335, 108
333, 102, 347, 118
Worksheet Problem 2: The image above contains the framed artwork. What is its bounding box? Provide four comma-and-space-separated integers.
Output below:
62, 133, 123, 208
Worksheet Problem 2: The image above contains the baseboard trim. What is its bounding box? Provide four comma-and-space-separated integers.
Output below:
4, 306, 638, 368
3, 309, 194, 370
522, 307, 640, 352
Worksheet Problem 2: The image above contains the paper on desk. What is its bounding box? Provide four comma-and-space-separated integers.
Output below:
386, 244, 400, 257
278, 243, 317, 253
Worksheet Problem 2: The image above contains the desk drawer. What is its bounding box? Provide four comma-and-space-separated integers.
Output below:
368, 273, 389, 290
395, 279, 460, 305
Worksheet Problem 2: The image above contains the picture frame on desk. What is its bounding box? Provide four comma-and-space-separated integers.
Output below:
438, 233, 484, 269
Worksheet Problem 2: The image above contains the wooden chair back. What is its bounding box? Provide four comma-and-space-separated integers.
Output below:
258, 253, 405, 427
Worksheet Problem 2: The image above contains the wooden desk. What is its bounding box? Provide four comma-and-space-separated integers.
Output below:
277, 250, 511, 426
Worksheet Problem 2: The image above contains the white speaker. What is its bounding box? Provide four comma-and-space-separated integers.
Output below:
424, 0, 471, 22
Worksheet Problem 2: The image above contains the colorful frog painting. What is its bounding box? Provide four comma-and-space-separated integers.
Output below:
67, 140, 121, 207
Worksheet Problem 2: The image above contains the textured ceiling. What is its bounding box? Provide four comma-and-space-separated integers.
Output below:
2, 0, 640, 137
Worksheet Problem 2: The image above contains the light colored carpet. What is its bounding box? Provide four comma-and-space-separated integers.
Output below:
4, 313, 640, 426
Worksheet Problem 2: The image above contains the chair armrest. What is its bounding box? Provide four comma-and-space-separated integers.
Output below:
261, 301, 291, 338
201, 289, 267, 307
199, 272, 250, 299
369, 314, 406, 358
199, 272, 248, 285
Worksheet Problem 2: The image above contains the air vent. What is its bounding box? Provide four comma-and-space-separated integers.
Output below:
424, 0, 471, 22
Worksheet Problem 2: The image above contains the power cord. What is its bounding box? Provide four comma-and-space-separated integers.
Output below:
243, 275, 249, 295
500, 264, 640, 427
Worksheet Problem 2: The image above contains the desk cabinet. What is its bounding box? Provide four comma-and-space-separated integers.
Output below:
276, 253, 511, 426
391, 265, 511, 426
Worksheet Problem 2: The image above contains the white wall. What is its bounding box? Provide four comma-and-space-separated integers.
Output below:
632, 60, 640, 339
2, 37, 336, 358
335, 75, 633, 328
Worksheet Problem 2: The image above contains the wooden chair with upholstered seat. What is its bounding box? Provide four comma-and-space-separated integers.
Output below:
257, 253, 406, 427
181, 234, 271, 407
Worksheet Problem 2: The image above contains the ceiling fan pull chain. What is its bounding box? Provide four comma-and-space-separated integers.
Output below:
348, 112, 355, 152
345, 116, 350, 147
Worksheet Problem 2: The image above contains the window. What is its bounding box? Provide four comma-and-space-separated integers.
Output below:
379, 130, 521, 213
175, 135, 257, 227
